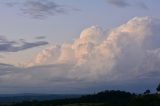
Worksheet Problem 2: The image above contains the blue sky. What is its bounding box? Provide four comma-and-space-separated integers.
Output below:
0, 0, 160, 94
0, 0, 159, 43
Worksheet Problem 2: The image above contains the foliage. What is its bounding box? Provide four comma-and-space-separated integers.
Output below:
0, 85, 160, 106
157, 83, 160, 92
144, 89, 151, 95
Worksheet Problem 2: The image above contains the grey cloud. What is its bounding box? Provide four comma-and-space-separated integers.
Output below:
107, 0, 130, 7
35, 36, 46, 40
2, 0, 78, 19
0, 63, 84, 93
0, 36, 48, 52
0, 61, 159, 93
21, 0, 67, 19
107, 0, 148, 9
13, 41, 48, 52
135, 1, 149, 9
4, 1, 18, 7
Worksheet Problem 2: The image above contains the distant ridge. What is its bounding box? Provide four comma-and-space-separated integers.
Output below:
0, 94, 81, 103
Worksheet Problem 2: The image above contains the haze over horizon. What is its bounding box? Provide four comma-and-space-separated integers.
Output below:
0, 0, 160, 94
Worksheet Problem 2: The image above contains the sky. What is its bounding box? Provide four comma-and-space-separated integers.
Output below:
0, 0, 160, 94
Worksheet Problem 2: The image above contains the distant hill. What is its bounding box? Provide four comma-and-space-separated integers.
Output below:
0, 94, 81, 103
1, 90, 160, 106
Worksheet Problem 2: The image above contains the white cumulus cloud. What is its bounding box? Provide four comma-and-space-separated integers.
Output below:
0, 17, 160, 93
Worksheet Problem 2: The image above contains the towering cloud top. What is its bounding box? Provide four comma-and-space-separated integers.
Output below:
0, 17, 160, 93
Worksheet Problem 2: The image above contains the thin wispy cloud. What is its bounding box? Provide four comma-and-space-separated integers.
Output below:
35, 36, 46, 40
4, 1, 18, 7
135, 1, 149, 9
0, 36, 48, 52
107, 0, 130, 7
3, 0, 79, 19
21, 0, 67, 19
106, 0, 148, 9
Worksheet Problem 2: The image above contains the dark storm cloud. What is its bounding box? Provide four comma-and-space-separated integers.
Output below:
0, 36, 48, 52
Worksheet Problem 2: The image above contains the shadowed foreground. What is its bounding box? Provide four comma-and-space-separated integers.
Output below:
0, 90, 160, 106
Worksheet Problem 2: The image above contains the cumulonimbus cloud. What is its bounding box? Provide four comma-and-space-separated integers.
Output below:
28, 17, 160, 80
28, 16, 160, 84
0, 17, 160, 93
